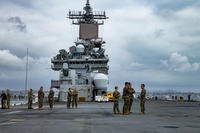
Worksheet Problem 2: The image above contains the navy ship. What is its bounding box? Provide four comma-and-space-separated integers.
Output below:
51, 0, 109, 101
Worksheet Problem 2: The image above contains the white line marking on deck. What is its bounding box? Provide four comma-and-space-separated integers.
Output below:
0, 122, 17, 126
3, 111, 22, 115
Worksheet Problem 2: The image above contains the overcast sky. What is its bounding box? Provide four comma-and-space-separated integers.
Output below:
0, 0, 200, 92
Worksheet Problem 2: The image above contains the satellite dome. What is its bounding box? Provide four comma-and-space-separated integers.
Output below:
76, 44, 85, 53
63, 63, 68, 69
93, 73, 108, 90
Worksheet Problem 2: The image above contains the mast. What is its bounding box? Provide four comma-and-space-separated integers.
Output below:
68, 0, 108, 25
86, 0, 90, 5
68, 0, 108, 41
25, 48, 28, 94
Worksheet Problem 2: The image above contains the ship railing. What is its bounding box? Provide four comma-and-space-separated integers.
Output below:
51, 64, 62, 71
51, 58, 67, 63
68, 10, 108, 20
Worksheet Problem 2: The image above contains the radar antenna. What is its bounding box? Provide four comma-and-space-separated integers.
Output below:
86, 0, 90, 5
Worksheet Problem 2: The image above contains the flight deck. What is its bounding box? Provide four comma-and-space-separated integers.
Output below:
0, 101, 199, 133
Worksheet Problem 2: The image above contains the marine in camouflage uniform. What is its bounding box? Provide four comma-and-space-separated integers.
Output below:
28, 89, 34, 109
6, 89, 11, 109
113, 86, 121, 114
48, 87, 54, 110
38, 86, 45, 109
67, 88, 72, 109
140, 84, 146, 114
128, 83, 135, 112
1, 91, 7, 109
72, 89, 78, 109
122, 82, 130, 115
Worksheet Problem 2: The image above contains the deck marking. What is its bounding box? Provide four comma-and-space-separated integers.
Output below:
10, 119, 25, 122
0, 122, 17, 126
0, 119, 25, 126
3, 111, 22, 115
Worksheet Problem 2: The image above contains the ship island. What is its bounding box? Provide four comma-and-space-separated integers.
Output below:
51, 0, 109, 102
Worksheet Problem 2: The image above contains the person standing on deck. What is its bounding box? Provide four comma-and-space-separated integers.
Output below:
38, 86, 45, 109
48, 87, 55, 110
113, 86, 121, 114
6, 89, 11, 109
140, 84, 146, 115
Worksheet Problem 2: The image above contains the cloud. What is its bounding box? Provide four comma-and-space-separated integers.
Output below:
147, 0, 200, 16
0, 49, 56, 90
0, 0, 34, 8
160, 52, 200, 72
130, 62, 143, 68
0, 49, 26, 70
8, 16, 27, 32
154, 29, 165, 38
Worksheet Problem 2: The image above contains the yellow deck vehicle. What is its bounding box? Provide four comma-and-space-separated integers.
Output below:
106, 91, 113, 101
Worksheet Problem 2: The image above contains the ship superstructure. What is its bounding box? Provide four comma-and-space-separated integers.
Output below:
51, 0, 109, 101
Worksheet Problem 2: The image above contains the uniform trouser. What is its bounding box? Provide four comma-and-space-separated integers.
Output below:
140, 99, 145, 113
49, 99, 54, 109
1, 100, 2, 109
113, 100, 120, 113
28, 99, 32, 109
72, 97, 78, 108
129, 98, 133, 112
1, 100, 6, 109
67, 98, 71, 108
123, 98, 130, 114
7, 100, 10, 109
38, 99, 44, 108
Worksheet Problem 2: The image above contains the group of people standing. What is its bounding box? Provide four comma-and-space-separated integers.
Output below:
1, 86, 78, 110
67, 88, 78, 109
113, 82, 146, 115
0, 89, 11, 109
1, 84, 146, 115
28, 86, 54, 110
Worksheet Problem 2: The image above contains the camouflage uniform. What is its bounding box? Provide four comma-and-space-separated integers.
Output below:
28, 89, 34, 109
129, 87, 135, 112
140, 89, 146, 114
72, 89, 78, 108
6, 90, 11, 109
113, 89, 120, 114
122, 87, 130, 115
1, 91, 7, 109
38, 88, 45, 109
48, 89, 54, 109
67, 89, 72, 109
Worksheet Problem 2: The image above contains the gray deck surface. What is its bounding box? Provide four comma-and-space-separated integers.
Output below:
0, 100, 200, 133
